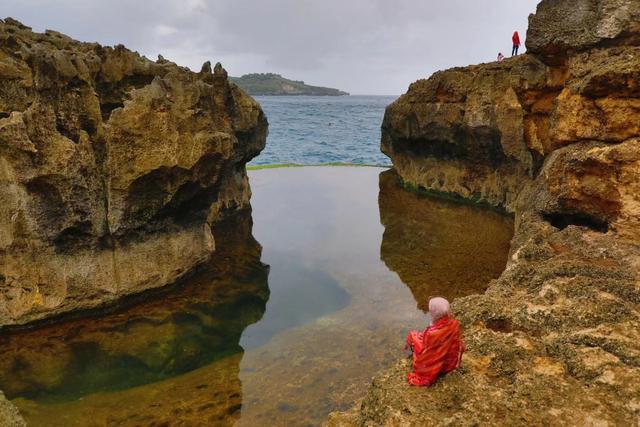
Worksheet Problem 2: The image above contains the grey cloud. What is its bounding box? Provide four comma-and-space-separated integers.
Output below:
4, 0, 540, 94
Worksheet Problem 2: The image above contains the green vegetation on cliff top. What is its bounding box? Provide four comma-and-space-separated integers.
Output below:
230, 73, 348, 96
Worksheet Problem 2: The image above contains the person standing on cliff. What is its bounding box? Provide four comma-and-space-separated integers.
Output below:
405, 297, 465, 386
512, 31, 521, 56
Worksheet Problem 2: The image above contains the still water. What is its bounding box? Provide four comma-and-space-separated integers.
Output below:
0, 167, 513, 426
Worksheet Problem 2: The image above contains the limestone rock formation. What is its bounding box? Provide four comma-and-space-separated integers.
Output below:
0, 18, 267, 328
332, 0, 640, 425
527, 0, 640, 64
381, 54, 551, 212
0, 391, 25, 427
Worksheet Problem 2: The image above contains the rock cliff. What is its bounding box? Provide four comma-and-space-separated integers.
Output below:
0, 18, 267, 328
331, 0, 640, 425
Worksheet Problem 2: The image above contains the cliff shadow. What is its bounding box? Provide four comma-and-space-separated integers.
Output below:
378, 169, 514, 312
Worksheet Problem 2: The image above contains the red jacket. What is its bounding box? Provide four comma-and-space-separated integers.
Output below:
513, 32, 521, 46
405, 316, 465, 386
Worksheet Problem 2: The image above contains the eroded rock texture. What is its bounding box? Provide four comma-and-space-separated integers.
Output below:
0, 391, 24, 427
0, 18, 267, 328
331, 0, 640, 425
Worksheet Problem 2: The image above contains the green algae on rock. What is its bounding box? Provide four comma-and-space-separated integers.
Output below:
330, 0, 640, 425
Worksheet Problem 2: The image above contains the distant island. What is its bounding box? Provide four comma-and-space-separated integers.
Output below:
230, 73, 349, 96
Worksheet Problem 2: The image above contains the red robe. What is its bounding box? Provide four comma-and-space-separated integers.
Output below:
405, 316, 465, 386
512, 32, 521, 46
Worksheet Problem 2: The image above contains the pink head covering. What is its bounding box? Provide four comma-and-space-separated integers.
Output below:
428, 297, 451, 321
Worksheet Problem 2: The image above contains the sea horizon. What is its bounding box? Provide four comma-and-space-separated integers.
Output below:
250, 95, 396, 166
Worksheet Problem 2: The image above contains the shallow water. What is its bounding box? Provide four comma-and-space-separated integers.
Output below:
0, 167, 513, 426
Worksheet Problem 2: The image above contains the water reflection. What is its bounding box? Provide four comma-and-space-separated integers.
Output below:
0, 167, 514, 426
237, 167, 425, 426
0, 209, 270, 425
241, 252, 349, 350
234, 167, 512, 426
378, 169, 514, 311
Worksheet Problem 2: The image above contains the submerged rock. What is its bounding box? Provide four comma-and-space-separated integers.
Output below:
332, 0, 640, 425
0, 19, 267, 327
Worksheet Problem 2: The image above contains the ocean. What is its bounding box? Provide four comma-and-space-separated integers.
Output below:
250, 95, 397, 166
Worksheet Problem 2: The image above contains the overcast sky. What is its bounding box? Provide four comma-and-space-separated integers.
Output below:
5, 0, 540, 95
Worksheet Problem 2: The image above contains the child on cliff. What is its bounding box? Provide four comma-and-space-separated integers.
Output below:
405, 297, 465, 386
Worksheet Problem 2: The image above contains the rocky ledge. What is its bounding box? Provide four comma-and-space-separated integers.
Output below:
0, 18, 267, 328
330, 0, 640, 425
0, 391, 24, 427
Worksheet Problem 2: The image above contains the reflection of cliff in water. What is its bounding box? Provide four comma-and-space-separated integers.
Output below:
0, 208, 270, 426
378, 169, 513, 311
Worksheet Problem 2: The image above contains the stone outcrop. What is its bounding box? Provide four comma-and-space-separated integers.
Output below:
527, 0, 640, 64
0, 392, 25, 427
331, 0, 640, 425
0, 19, 267, 328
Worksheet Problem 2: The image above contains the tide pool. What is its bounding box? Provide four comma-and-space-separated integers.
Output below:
0, 167, 513, 426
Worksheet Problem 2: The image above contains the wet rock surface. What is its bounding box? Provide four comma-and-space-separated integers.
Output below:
331, 0, 640, 425
0, 18, 267, 328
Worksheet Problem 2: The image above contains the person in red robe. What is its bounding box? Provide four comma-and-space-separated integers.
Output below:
405, 297, 465, 386
512, 31, 521, 56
